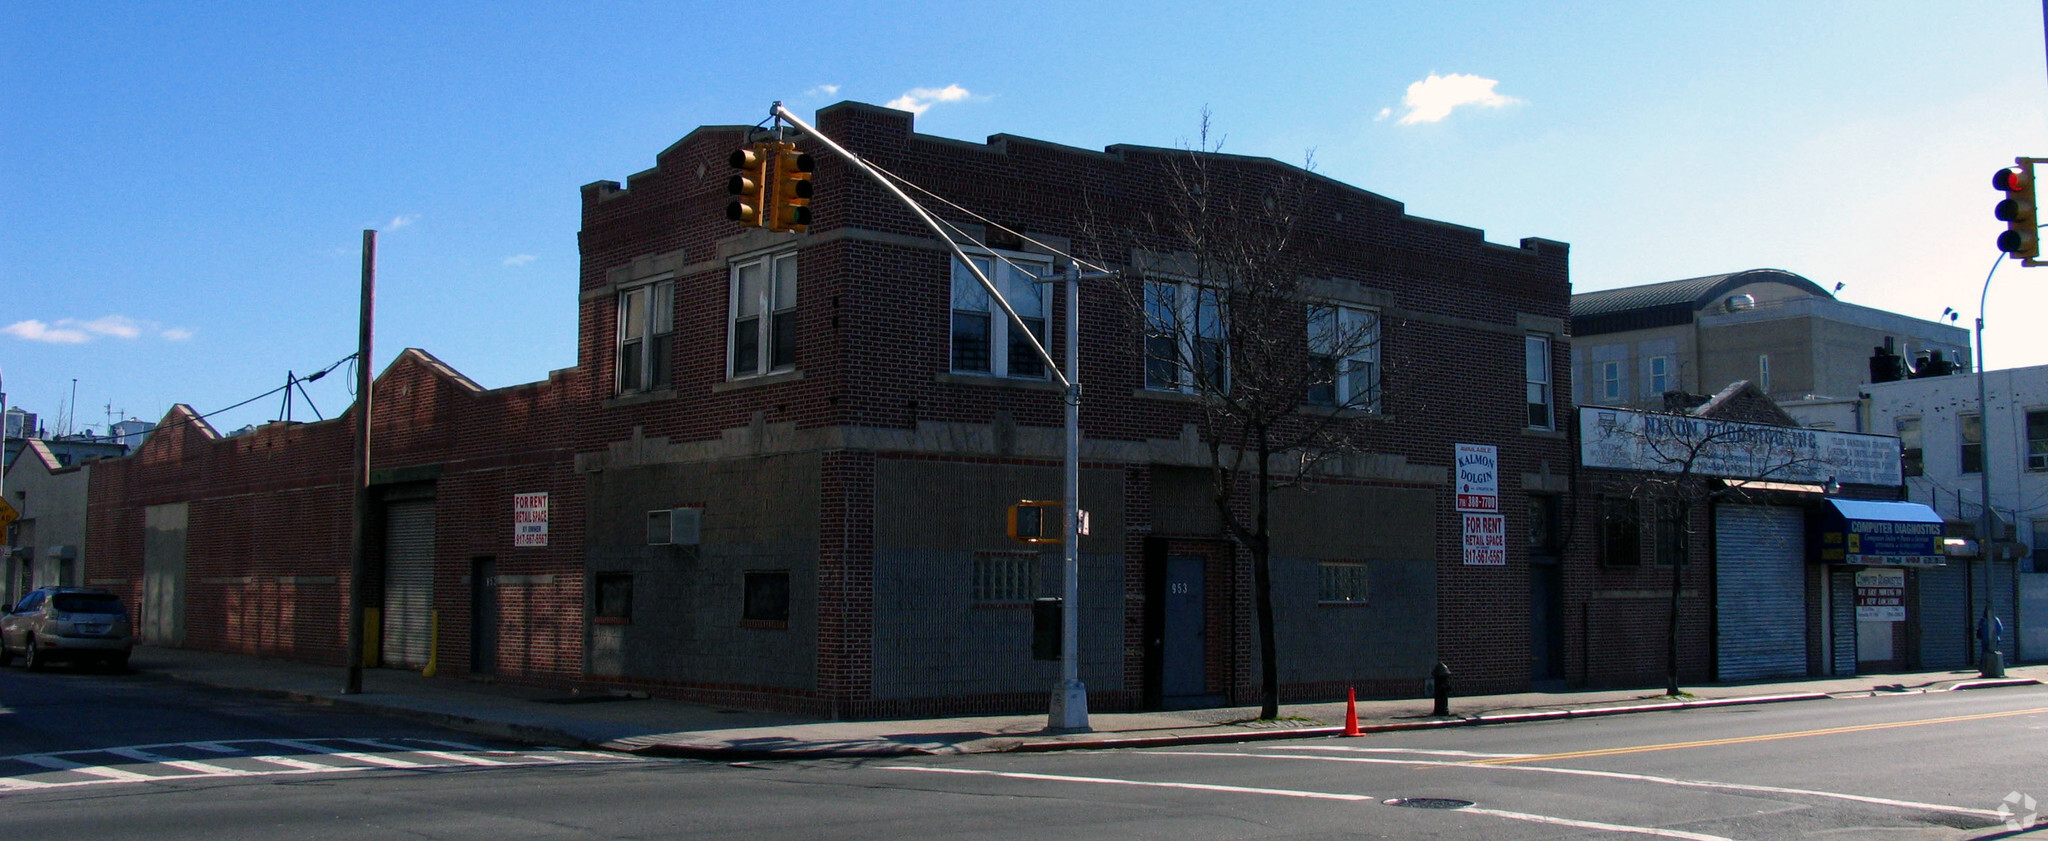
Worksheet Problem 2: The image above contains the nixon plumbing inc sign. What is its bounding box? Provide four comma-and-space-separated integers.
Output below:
513, 492, 549, 547
1578, 407, 1901, 486
1456, 443, 1506, 565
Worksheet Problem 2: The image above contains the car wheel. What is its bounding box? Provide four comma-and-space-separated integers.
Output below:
23, 638, 45, 672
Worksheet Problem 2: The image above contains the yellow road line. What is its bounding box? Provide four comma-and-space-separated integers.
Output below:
1466, 706, 2048, 766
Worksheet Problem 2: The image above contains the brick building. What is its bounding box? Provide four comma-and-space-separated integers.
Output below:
87, 101, 1574, 716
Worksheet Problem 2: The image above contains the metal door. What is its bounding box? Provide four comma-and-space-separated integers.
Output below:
1714, 504, 1807, 681
379, 500, 435, 669
470, 557, 497, 675
1530, 562, 1564, 682
142, 503, 188, 646
1161, 555, 1206, 702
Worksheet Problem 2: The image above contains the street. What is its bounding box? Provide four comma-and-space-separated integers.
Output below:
1, 665, 2042, 839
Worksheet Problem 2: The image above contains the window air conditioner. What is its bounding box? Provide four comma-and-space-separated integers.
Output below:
646, 508, 702, 546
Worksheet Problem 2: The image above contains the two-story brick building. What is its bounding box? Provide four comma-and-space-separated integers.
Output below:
86, 101, 1574, 716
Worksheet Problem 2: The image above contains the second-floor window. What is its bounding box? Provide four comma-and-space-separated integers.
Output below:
1526, 333, 1554, 429
1960, 412, 1984, 475
1599, 360, 1623, 403
951, 254, 1049, 378
1898, 417, 1923, 477
617, 280, 674, 394
1306, 304, 1380, 411
2028, 410, 2048, 472
1648, 355, 1671, 396
1145, 280, 1227, 393
730, 251, 797, 378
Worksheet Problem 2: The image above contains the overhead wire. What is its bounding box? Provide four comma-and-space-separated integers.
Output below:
863, 158, 1116, 276
101, 352, 359, 443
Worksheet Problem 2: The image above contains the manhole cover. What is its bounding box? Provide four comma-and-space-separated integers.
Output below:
1384, 797, 1474, 810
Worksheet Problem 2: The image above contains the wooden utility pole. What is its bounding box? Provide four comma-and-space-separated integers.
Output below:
343, 230, 376, 694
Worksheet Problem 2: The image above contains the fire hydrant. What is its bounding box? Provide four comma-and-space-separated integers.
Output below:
1431, 662, 1451, 717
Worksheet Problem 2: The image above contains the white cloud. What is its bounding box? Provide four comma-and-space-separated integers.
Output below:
1376, 107, 1392, 122
387, 214, 417, 230
2, 315, 192, 344
503, 254, 536, 267
1393, 73, 1521, 125
887, 84, 972, 115
807, 84, 840, 97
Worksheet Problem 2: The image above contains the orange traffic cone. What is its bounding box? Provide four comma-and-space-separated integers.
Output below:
1343, 687, 1361, 737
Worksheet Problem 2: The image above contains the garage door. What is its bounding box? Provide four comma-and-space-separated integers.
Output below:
1715, 504, 1807, 681
380, 500, 435, 669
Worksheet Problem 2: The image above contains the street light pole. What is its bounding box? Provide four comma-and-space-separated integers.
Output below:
1051, 262, 1089, 731
1973, 252, 2005, 679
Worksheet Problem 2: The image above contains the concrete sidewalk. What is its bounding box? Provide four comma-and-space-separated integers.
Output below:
116, 646, 2045, 760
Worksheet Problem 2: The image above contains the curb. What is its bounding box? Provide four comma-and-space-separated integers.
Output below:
1943, 678, 2043, 691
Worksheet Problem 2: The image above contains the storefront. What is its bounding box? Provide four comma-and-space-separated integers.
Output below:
1813, 498, 1945, 674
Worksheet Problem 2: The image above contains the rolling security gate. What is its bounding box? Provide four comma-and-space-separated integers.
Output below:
1715, 504, 1807, 681
380, 500, 436, 669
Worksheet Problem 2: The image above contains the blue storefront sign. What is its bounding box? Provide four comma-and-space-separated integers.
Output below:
1815, 499, 1945, 566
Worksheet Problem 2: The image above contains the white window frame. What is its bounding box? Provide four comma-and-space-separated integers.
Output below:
1757, 353, 1771, 393
950, 252, 1051, 379
1526, 333, 1554, 429
1306, 303, 1381, 411
1648, 355, 1670, 396
1145, 278, 1228, 393
1599, 360, 1623, 403
729, 250, 798, 379
616, 279, 674, 395
2026, 409, 2047, 472
1960, 412, 1984, 475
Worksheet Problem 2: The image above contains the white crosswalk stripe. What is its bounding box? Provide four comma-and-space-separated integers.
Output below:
0, 737, 653, 795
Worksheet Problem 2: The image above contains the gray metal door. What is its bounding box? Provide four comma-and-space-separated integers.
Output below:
1916, 562, 1968, 669
1715, 504, 1807, 681
1530, 562, 1564, 682
142, 503, 188, 646
1161, 555, 1206, 701
380, 500, 435, 669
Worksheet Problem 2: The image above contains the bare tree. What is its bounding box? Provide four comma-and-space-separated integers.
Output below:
1114, 115, 1386, 719
1587, 404, 1842, 696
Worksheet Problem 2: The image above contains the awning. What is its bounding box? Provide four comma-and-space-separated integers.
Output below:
1814, 499, 1946, 566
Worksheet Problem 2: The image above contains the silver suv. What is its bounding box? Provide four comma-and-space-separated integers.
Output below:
1, 587, 134, 671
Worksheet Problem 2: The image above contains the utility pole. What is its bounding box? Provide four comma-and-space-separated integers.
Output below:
1973, 253, 2005, 679
343, 230, 376, 694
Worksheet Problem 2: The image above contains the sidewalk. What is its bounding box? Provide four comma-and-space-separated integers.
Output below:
121, 646, 2046, 760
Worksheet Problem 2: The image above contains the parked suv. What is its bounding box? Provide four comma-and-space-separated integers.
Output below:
0, 587, 134, 671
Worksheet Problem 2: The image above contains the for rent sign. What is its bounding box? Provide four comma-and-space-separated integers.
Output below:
1463, 513, 1507, 565
513, 492, 549, 547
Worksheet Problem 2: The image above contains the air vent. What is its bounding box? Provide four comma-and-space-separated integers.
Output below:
646, 508, 703, 546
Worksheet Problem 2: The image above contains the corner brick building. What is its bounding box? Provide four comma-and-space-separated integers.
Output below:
87, 101, 1575, 716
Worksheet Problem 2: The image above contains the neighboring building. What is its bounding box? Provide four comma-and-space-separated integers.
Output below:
88, 101, 1575, 716
1574, 381, 1934, 685
5, 406, 138, 469
1785, 363, 2045, 663
3, 440, 94, 608
1571, 269, 1970, 409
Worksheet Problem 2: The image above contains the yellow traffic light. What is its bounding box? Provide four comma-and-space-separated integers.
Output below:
768, 142, 814, 233
1007, 500, 1061, 544
1995, 164, 2039, 260
727, 144, 770, 228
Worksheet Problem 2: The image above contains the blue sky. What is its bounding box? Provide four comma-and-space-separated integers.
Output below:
3, 1, 2045, 437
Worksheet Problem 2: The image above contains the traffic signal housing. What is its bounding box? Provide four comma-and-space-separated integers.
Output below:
727, 144, 769, 228
1994, 164, 2038, 260
1007, 500, 1061, 544
768, 143, 814, 233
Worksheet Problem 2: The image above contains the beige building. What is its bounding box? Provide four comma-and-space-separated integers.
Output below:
3, 439, 94, 607
1571, 269, 1970, 409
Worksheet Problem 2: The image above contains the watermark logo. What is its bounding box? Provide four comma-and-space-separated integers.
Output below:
1997, 791, 2038, 831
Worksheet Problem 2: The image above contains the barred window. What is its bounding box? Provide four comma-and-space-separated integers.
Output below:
972, 552, 1038, 604
1318, 562, 1370, 604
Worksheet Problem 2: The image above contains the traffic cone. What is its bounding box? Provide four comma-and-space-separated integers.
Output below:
1343, 687, 1361, 737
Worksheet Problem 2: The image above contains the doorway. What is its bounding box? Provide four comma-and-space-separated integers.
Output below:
470, 557, 497, 675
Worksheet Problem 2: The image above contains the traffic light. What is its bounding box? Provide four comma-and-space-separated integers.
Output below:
768, 142, 815, 233
1007, 500, 1061, 544
1994, 164, 2038, 260
727, 144, 769, 228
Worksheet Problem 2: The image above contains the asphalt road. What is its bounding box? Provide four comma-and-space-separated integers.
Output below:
2, 663, 2044, 840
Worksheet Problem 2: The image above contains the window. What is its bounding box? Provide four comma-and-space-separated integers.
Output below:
1318, 562, 1370, 604
1654, 499, 1686, 567
2028, 410, 2048, 472
1599, 496, 1642, 566
1145, 280, 1227, 392
1526, 334, 1554, 429
742, 570, 790, 624
951, 254, 1049, 378
1648, 356, 1671, 396
616, 280, 674, 394
1599, 360, 1623, 403
1528, 495, 1560, 559
972, 552, 1037, 604
1306, 304, 1381, 410
594, 573, 633, 623
730, 251, 798, 378
1757, 354, 1771, 393
1961, 413, 1984, 475
1898, 417, 1923, 477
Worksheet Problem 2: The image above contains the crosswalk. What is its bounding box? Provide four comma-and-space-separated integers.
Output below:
0, 736, 650, 794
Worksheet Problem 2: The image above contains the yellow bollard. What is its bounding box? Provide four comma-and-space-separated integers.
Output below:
363, 608, 382, 668
421, 610, 439, 677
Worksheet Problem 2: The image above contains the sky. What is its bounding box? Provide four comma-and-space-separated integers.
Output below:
3, 1, 2045, 439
